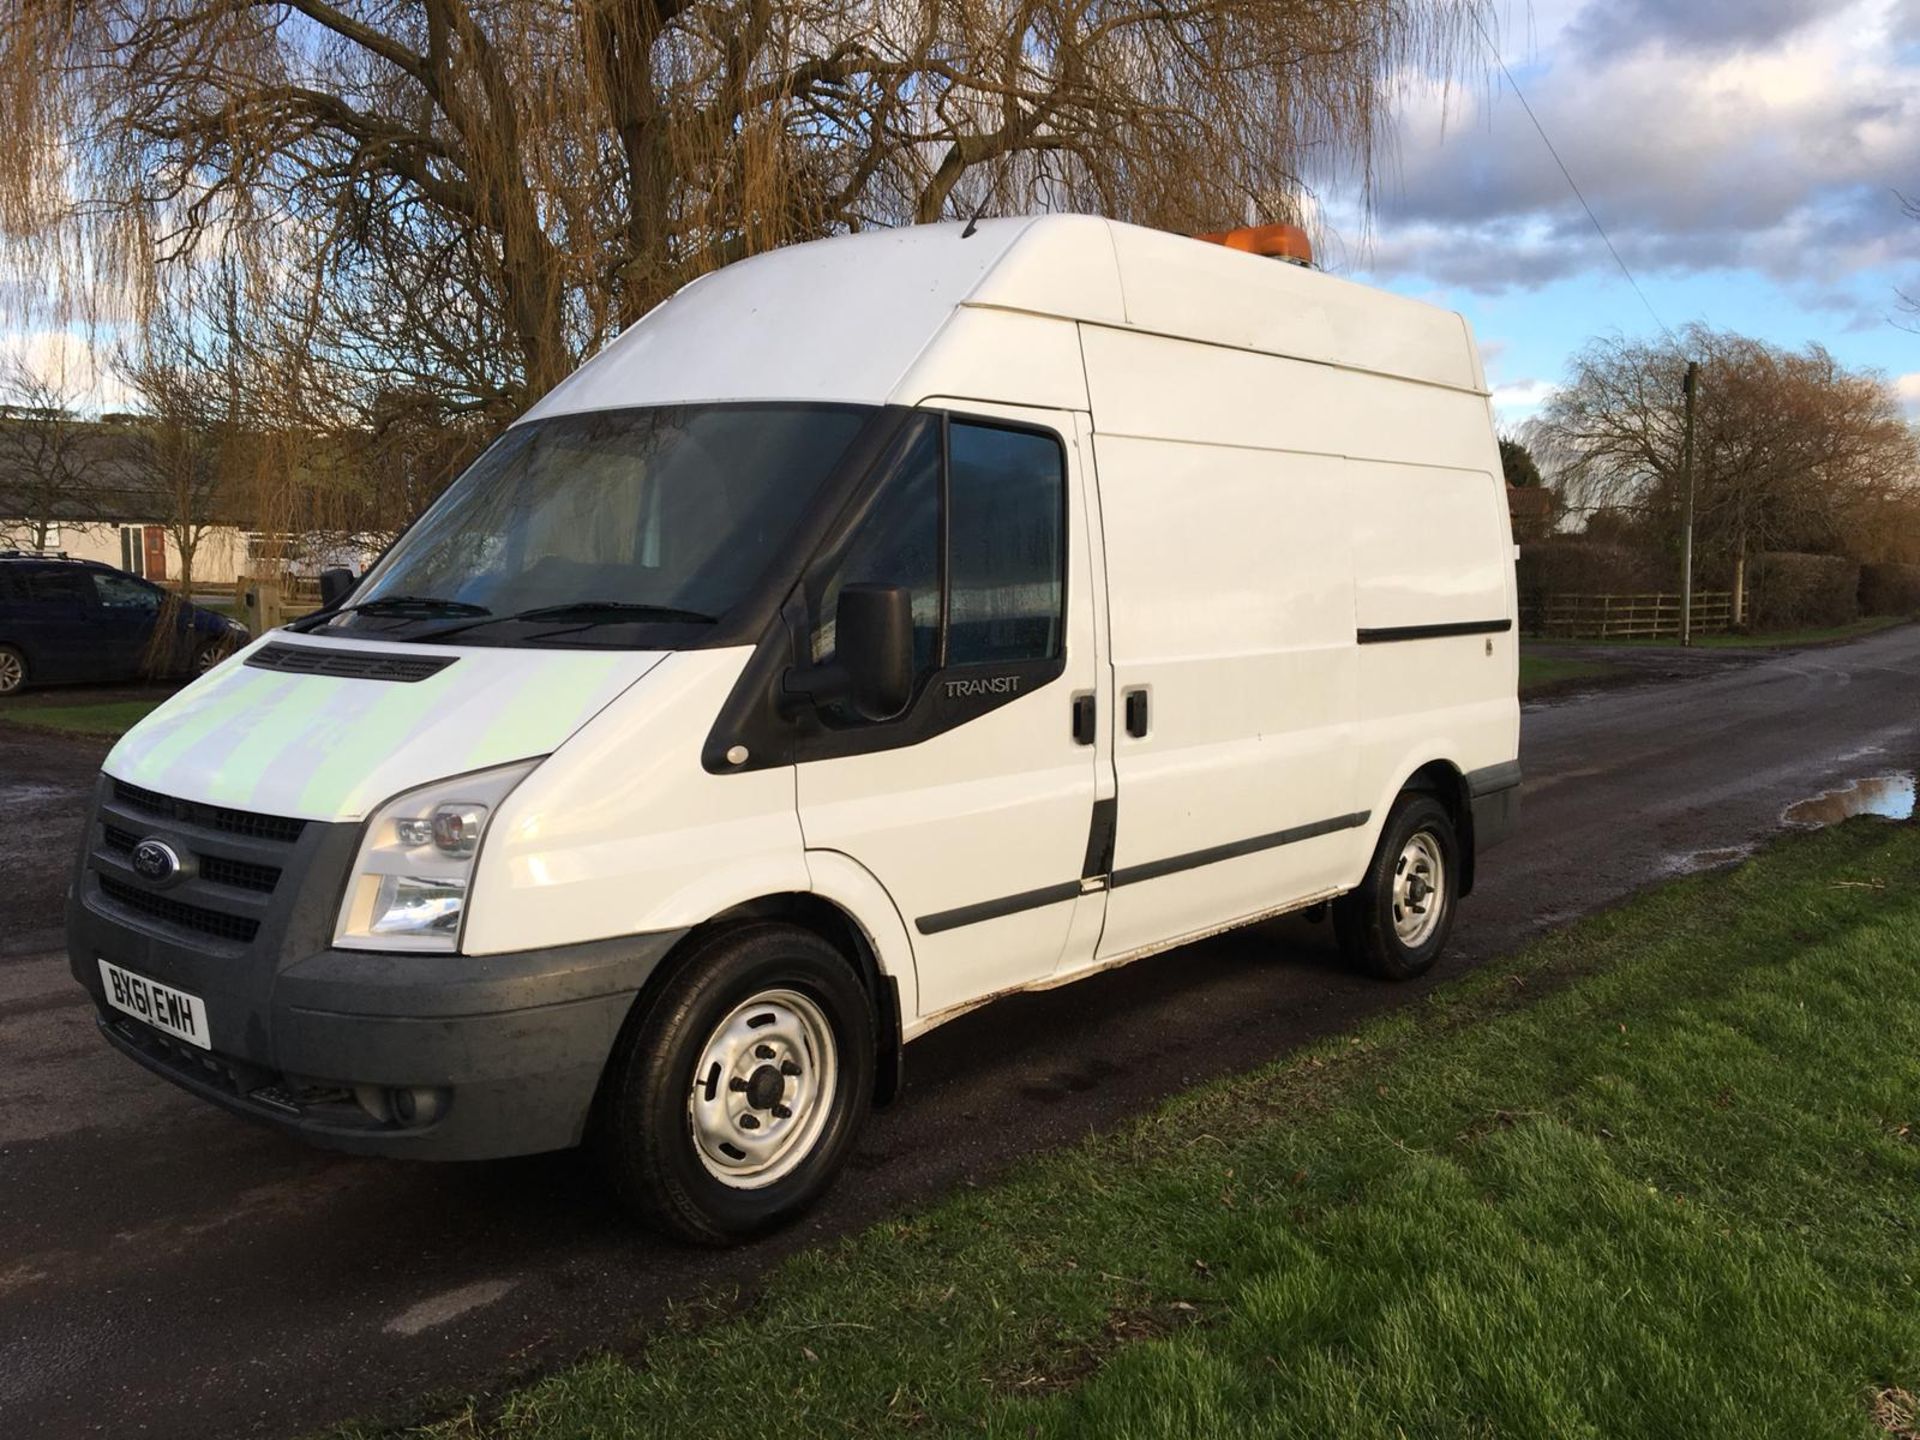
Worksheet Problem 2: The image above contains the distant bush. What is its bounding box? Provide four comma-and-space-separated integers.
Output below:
1518, 540, 1669, 599
1746, 552, 1859, 630
1858, 563, 1920, 617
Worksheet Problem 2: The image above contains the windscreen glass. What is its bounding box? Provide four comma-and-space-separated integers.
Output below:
331, 403, 871, 645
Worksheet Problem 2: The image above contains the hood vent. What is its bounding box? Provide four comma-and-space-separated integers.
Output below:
245, 643, 457, 684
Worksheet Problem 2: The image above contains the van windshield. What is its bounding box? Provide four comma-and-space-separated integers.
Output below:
317, 403, 873, 646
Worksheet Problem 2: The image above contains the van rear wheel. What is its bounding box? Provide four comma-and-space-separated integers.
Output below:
594, 923, 874, 1245
1332, 792, 1459, 981
0, 645, 25, 695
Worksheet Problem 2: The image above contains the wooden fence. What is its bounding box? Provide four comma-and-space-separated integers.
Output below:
234, 571, 323, 634
1524, 591, 1737, 641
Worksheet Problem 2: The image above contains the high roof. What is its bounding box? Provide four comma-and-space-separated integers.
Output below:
521, 216, 1487, 424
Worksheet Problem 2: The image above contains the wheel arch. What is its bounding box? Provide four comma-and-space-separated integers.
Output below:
1397, 758, 1476, 896
623, 885, 910, 1109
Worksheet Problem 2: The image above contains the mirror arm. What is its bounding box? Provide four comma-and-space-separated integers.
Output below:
778, 663, 851, 716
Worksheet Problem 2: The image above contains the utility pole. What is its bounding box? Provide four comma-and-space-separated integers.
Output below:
1680, 360, 1699, 647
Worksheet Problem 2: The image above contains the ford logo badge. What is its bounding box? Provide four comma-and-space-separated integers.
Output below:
131, 838, 183, 886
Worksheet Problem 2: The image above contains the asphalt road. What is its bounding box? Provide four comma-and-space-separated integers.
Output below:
3, 627, 1917, 1439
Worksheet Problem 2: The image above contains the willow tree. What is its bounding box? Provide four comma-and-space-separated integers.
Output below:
5, 0, 1483, 437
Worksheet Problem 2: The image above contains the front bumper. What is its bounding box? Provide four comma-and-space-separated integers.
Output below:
80, 930, 682, 1159
67, 775, 684, 1160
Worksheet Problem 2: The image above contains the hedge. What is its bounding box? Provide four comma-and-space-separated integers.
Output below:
1745, 552, 1859, 630
1858, 562, 1920, 617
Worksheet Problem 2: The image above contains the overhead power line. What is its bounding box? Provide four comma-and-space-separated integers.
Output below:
1469, 11, 1675, 341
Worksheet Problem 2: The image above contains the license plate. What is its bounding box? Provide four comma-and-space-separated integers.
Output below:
98, 959, 211, 1050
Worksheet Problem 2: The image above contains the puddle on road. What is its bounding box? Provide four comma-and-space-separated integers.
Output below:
1667, 844, 1757, 875
1666, 772, 1913, 874
1783, 773, 1916, 828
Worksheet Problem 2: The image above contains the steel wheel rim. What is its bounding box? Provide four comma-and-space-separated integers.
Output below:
1391, 830, 1446, 948
687, 988, 838, 1190
0, 652, 21, 693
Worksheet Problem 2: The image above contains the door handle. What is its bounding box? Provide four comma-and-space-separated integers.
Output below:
1071, 692, 1096, 746
1124, 687, 1150, 738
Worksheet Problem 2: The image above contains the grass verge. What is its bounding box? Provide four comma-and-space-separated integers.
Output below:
0, 697, 163, 737
331, 820, 1920, 1440
1560, 616, 1913, 650
1518, 652, 1628, 696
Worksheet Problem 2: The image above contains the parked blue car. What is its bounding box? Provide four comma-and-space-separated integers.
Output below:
0, 552, 250, 695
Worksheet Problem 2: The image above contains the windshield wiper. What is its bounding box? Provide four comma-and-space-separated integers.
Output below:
288, 594, 492, 632
409, 600, 719, 642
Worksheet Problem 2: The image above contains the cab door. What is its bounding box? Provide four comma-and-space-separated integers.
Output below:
793, 405, 1106, 1021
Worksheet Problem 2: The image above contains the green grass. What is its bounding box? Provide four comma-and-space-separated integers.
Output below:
1565, 615, 1914, 650
1688, 615, 1912, 648
327, 818, 1920, 1440
0, 697, 164, 737
1518, 653, 1628, 695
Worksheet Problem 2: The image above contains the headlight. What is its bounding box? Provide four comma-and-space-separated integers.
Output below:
334, 760, 539, 952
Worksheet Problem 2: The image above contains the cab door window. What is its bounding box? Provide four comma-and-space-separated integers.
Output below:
947, 422, 1065, 666
806, 412, 1066, 725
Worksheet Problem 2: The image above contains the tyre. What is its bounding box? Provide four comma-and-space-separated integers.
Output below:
1332, 791, 1459, 981
0, 644, 26, 695
595, 923, 875, 1244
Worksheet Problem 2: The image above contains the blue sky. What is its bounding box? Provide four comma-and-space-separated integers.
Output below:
1316, 0, 1920, 426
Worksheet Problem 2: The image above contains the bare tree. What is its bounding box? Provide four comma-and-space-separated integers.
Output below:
0, 357, 97, 551
120, 339, 234, 607
1538, 325, 1920, 608
4, 0, 1486, 438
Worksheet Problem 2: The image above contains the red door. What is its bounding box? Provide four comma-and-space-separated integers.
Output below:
142, 526, 167, 583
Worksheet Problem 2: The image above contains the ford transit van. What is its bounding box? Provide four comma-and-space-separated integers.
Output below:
68, 216, 1520, 1242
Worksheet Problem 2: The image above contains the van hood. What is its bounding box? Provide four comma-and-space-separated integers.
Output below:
105, 636, 666, 823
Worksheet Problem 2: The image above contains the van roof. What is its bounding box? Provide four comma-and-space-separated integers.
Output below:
522, 216, 1486, 424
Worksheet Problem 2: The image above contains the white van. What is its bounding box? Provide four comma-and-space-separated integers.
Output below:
68, 216, 1519, 1242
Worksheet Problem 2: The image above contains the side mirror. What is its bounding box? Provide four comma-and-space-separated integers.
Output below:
319, 567, 357, 609
784, 582, 915, 720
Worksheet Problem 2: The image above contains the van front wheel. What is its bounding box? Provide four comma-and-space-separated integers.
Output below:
595, 923, 874, 1245
1332, 793, 1459, 981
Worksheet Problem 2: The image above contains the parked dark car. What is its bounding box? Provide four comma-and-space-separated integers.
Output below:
0, 552, 250, 695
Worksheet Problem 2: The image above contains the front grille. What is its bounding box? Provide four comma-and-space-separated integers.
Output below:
246, 642, 457, 684
98, 874, 262, 944
112, 779, 307, 844
104, 822, 280, 892
200, 855, 282, 893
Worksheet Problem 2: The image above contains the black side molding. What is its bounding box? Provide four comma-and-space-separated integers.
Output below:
915, 808, 1371, 935
1109, 811, 1370, 888
1357, 618, 1513, 645
915, 880, 1084, 936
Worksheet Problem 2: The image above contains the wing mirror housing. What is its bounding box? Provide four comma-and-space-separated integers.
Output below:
783, 583, 915, 721
319, 566, 357, 609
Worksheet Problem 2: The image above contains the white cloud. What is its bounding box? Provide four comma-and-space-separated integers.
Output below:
1491, 377, 1559, 423
1355, 0, 1920, 294
1894, 371, 1920, 416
